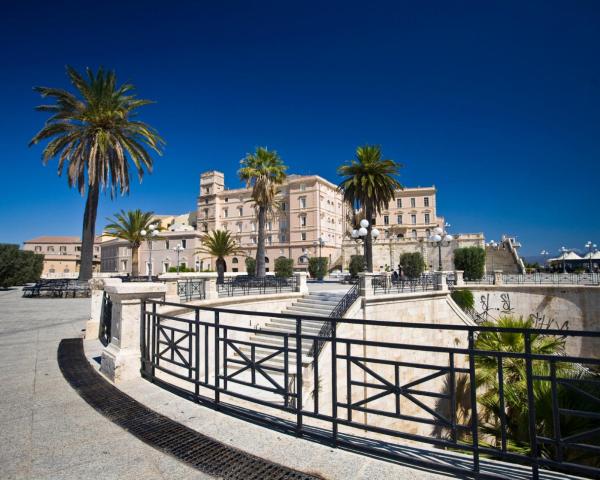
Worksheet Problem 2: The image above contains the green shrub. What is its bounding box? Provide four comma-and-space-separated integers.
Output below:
167, 265, 195, 273
274, 256, 294, 278
400, 252, 425, 279
308, 257, 328, 279
454, 247, 486, 280
451, 289, 474, 310
245, 257, 256, 276
349, 255, 365, 278
0, 244, 43, 288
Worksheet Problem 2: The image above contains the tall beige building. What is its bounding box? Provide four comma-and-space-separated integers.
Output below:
197, 171, 347, 272
100, 169, 456, 275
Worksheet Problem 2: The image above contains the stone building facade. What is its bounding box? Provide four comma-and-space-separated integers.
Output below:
23, 236, 102, 278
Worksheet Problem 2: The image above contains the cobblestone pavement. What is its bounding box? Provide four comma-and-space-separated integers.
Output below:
0, 287, 211, 480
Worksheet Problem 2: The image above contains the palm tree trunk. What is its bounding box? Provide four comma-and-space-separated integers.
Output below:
256, 205, 266, 277
78, 182, 99, 282
132, 246, 139, 276
365, 205, 374, 272
217, 257, 225, 284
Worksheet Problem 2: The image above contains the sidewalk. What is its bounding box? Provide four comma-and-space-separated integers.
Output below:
0, 288, 210, 480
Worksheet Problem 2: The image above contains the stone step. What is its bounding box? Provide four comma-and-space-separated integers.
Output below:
268, 317, 326, 329
284, 307, 330, 317
297, 298, 340, 306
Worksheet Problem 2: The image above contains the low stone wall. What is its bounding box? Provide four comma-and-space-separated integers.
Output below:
467, 285, 600, 357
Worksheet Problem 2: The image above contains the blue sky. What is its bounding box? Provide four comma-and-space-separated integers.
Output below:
1, 1, 599, 257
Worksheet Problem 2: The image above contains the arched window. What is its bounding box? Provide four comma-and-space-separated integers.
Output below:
232, 257, 238, 264
264, 257, 270, 264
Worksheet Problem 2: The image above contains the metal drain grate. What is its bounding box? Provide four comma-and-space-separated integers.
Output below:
58, 339, 322, 480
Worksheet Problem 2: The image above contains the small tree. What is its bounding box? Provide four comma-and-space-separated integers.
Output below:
245, 257, 256, 276
400, 252, 425, 279
308, 257, 328, 280
196, 230, 242, 283
454, 247, 486, 280
349, 255, 365, 278
274, 257, 294, 278
0, 244, 44, 288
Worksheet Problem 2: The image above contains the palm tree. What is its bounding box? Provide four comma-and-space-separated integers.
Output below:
29, 66, 164, 281
197, 230, 243, 283
337, 145, 403, 272
104, 209, 157, 276
238, 147, 287, 277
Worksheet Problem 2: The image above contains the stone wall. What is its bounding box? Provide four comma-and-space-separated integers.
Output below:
341, 234, 484, 272
468, 285, 600, 358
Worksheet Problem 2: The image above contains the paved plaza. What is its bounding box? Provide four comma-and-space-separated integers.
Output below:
0, 287, 210, 480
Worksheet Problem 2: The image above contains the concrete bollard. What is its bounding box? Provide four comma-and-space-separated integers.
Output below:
85, 277, 122, 340
100, 282, 167, 383
454, 270, 465, 287
358, 272, 378, 299
294, 272, 309, 294
436, 272, 449, 292
493, 270, 504, 285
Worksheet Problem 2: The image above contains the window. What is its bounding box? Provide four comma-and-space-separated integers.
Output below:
223, 208, 228, 218
225, 197, 229, 202
49, 268, 55, 273
165, 240, 170, 250
280, 234, 287, 242
280, 219, 287, 229
411, 214, 417, 225
181, 239, 187, 249
163, 262, 170, 273
265, 257, 270, 264
300, 183, 306, 191
34, 246, 41, 253
47, 246, 54, 252
383, 215, 389, 225
75, 246, 81, 252
397, 215, 403, 224
205, 198, 209, 204
237, 223, 242, 233
426, 229, 431, 237
94, 246, 99, 252
204, 208, 209, 219
281, 202, 286, 212
425, 213, 430, 224
412, 229, 417, 238
204, 187, 209, 194
203, 224, 208, 233
180, 262, 187, 270
301, 232, 307, 241
252, 237, 256, 244
60, 246, 66, 254
232, 257, 239, 264
238, 207, 243, 217
267, 221, 272, 231
410, 198, 416, 208
251, 222, 256, 232
396, 198, 402, 208
299, 197, 306, 209
300, 215, 307, 227
268, 235, 273, 245
64, 268, 70, 273
424, 197, 430, 207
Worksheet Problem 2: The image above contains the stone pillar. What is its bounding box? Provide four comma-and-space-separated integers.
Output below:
358, 272, 378, 299
493, 270, 503, 285
203, 272, 219, 299
436, 272, 449, 292
294, 272, 309, 294
454, 270, 465, 287
84, 277, 122, 340
100, 282, 167, 383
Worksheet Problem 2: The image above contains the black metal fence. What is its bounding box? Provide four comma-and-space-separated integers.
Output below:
140, 300, 600, 479
503, 273, 600, 286
177, 279, 206, 302
372, 274, 440, 294
464, 273, 495, 285
217, 276, 297, 296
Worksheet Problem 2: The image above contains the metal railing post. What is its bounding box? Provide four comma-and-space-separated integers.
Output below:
524, 332, 539, 479
295, 316, 303, 437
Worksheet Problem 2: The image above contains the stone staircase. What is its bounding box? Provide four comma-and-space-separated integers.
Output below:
235, 291, 346, 374
485, 243, 521, 274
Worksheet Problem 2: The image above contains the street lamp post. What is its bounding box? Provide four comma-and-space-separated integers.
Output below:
313, 235, 327, 258
585, 241, 597, 273
140, 224, 158, 281
173, 243, 184, 274
351, 219, 379, 272
487, 240, 498, 272
559, 246, 568, 274
428, 226, 453, 272
540, 250, 549, 271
